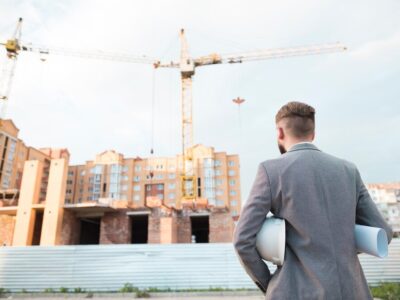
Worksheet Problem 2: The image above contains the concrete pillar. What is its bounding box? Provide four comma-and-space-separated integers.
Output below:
12, 160, 43, 246
40, 158, 68, 246
160, 217, 177, 244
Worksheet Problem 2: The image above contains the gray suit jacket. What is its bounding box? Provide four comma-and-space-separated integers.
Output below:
233, 143, 393, 300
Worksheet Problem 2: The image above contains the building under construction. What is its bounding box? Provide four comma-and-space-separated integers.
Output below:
0, 120, 241, 246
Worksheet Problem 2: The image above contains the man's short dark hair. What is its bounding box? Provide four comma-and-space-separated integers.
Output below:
275, 101, 316, 138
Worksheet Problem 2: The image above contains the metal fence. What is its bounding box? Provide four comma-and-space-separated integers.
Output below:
0, 239, 399, 292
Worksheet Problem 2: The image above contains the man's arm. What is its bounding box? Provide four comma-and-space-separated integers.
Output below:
355, 167, 393, 244
233, 162, 272, 294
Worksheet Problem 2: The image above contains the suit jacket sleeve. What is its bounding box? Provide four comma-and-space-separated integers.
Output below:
355, 167, 393, 244
233, 162, 272, 294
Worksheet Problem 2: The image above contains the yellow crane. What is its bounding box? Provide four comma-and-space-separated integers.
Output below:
155, 29, 346, 207
0, 19, 347, 209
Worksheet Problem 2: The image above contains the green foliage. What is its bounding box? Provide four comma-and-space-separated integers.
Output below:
0, 288, 10, 297
74, 287, 85, 293
43, 288, 54, 293
59, 287, 69, 293
120, 283, 139, 293
135, 290, 150, 298
370, 282, 400, 300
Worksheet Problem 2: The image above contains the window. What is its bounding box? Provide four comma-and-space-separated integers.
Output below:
216, 179, 223, 186
134, 185, 141, 191
214, 160, 222, 167
231, 210, 238, 216
229, 179, 235, 186
68, 171, 74, 176
155, 174, 163, 180
230, 190, 237, 196
168, 173, 176, 179
146, 185, 151, 191
133, 176, 140, 182
216, 189, 223, 196
157, 193, 164, 200
134, 165, 142, 172
90, 165, 103, 174
230, 200, 237, 206
93, 184, 101, 193
121, 175, 129, 181
168, 183, 175, 189
168, 193, 175, 199
157, 184, 163, 190
80, 170, 86, 176
121, 185, 128, 191
133, 194, 140, 202
122, 165, 129, 172
215, 170, 222, 176
228, 160, 235, 167
216, 199, 225, 206
228, 170, 235, 176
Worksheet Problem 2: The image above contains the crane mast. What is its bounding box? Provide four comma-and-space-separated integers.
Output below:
0, 18, 23, 122
179, 29, 196, 208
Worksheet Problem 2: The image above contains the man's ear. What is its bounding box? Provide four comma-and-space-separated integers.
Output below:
277, 126, 285, 140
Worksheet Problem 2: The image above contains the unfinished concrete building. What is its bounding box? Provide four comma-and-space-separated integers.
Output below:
0, 119, 241, 246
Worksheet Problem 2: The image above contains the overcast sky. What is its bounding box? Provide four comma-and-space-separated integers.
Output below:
0, 0, 399, 202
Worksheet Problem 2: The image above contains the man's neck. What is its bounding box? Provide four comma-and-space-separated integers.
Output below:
287, 140, 313, 151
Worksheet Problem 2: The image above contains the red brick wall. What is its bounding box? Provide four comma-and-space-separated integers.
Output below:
148, 214, 160, 243
209, 209, 234, 243
100, 210, 131, 244
177, 213, 191, 243
60, 209, 80, 245
0, 215, 15, 246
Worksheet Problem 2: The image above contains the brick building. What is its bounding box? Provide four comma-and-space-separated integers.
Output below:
0, 119, 241, 246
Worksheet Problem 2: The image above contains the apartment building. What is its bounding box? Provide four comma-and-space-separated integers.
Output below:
0, 119, 241, 246
0, 119, 69, 246
367, 182, 400, 236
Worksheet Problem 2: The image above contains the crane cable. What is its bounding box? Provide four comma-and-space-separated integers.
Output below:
148, 67, 156, 180
150, 68, 156, 156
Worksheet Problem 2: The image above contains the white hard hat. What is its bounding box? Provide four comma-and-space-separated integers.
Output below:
256, 217, 286, 266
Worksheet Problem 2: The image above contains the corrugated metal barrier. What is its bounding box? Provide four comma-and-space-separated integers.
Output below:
0, 239, 399, 292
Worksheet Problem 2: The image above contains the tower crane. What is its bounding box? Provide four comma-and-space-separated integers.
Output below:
0, 19, 347, 210
155, 29, 346, 208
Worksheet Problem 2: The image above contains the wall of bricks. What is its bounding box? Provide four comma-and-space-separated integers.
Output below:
0, 215, 16, 246
1, 206, 235, 246
209, 209, 234, 243
60, 209, 80, 245
100, 210, 131, 244
177, 211, 192, 243
147, 207, 178, 244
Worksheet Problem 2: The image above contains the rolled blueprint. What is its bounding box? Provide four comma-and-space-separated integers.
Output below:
256, 218, 389, 266
355, 224, 388, 258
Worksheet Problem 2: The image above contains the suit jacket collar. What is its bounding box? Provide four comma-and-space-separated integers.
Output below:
287, 142, 321, 153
